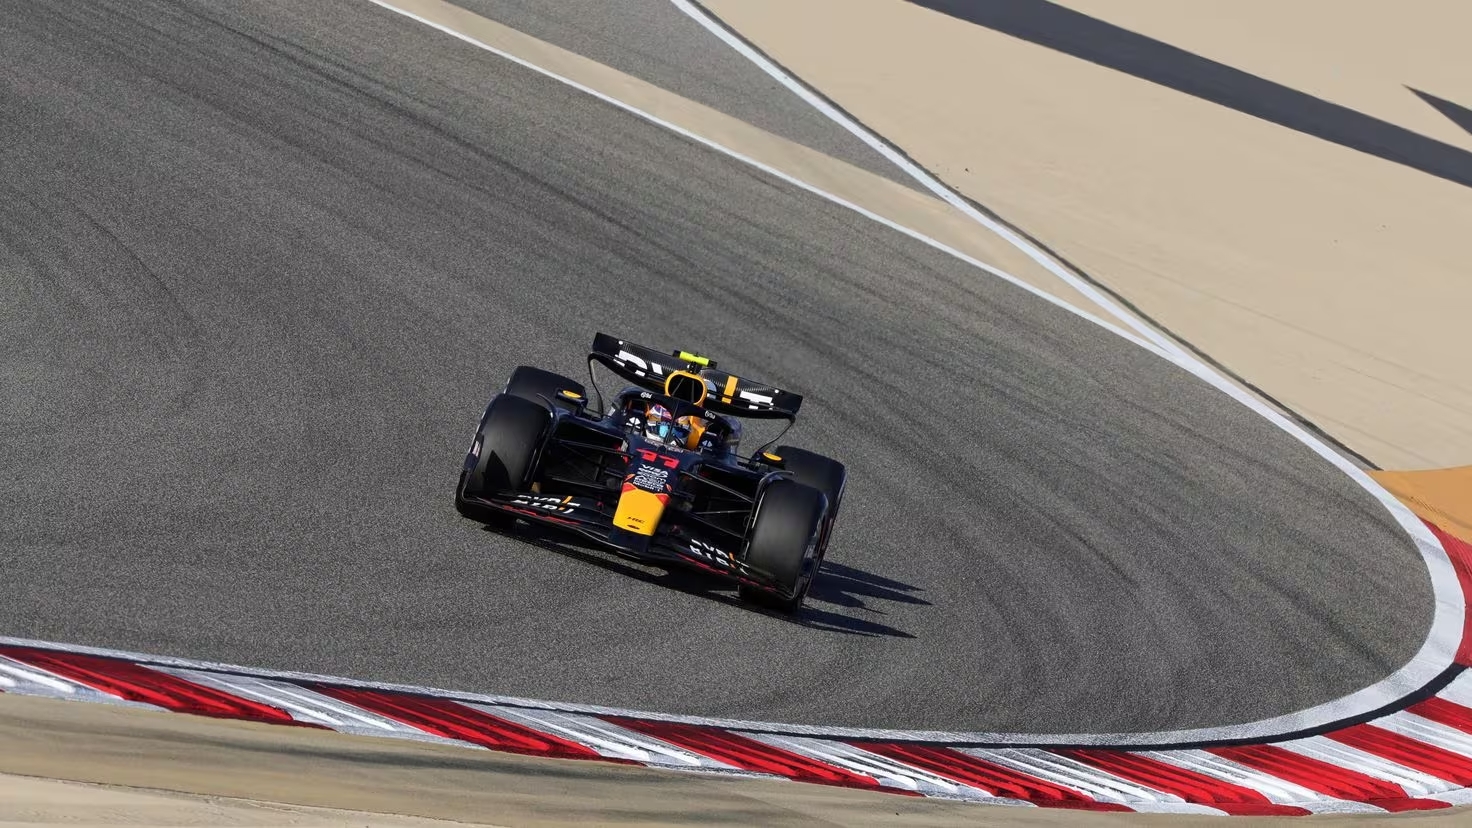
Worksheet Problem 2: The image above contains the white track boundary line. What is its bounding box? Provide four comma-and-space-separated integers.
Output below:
670, 0, 1185, 358
350, 0, 1456, 745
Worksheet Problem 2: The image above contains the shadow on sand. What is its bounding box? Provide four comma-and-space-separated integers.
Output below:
908, 0, 1472, 189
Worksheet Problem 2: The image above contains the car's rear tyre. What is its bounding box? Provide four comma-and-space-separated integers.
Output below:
774, 446, 845, 513
738, 480, 827, 614
774, 446, 845, 566
505, 366, 586, 413
455, 394, 551, 527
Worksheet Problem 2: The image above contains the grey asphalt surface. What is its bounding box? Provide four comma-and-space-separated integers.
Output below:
449, 0, 920, 190
0, 0, 1435, 734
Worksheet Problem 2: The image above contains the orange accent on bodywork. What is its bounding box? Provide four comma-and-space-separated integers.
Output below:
663, 371, 709, 406
614, 486, 668, 536
679, 416, 707, 450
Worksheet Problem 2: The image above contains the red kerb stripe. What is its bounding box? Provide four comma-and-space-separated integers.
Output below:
1207, 744, 1448, 813
1328, 723, 1472, 785
312, 686, 606, 761
0, 646, 297, 724
853, 743, 1131, 812
607, 719, 885, 790
1062, 749, 1311, 816
1410, 696, 1472, 735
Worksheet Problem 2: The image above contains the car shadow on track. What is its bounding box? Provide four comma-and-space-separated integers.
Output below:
494, 524, 925, 639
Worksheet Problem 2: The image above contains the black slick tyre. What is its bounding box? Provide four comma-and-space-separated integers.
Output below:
773, 446, 845, 512
738, 480, 826, 614
505, 366, 586, 413
455, 394, 550, 527
774, 445, 845, 567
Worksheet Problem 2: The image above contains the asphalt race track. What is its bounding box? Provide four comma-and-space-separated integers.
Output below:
0, 0, 1436, 734
447, 0, 925, 189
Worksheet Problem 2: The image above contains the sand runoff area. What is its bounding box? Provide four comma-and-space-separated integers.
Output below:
705, 0, 1472, 475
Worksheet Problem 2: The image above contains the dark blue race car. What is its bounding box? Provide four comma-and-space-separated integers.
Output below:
455, 333, 845, 614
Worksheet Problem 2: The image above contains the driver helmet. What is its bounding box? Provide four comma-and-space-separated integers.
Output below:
644, 403, 684, 446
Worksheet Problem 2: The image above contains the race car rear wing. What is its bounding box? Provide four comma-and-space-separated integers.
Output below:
588, 333, 803, 420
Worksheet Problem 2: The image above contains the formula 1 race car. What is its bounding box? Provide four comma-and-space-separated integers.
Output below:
455, 333, 845, 614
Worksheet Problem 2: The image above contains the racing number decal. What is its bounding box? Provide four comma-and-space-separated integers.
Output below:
636, 449, 679, 469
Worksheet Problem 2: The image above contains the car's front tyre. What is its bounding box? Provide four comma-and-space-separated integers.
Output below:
455, 394, 551, 527
504, 365, 586, 413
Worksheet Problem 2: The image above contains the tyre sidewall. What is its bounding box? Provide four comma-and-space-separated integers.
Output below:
773, 446, 845, 559
462, 394, 551, 499
740, 480, 826, 611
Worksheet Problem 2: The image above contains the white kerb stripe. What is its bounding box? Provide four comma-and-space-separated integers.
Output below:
0, 656, 79, 694
0, 655, 163, 709
1276, 736, 1451, 797
1427, 786, 1472, 807
155, 669, 446, 738
1374, 711, 1472, 755
1142, 749, 1332, 805
1436, 671, 1472, 707
469, 705, 741, 769
748, 734, 997, 798
962, 748, 1163, 805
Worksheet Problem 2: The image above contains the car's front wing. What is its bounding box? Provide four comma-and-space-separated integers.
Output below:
462, 492, 787, 594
